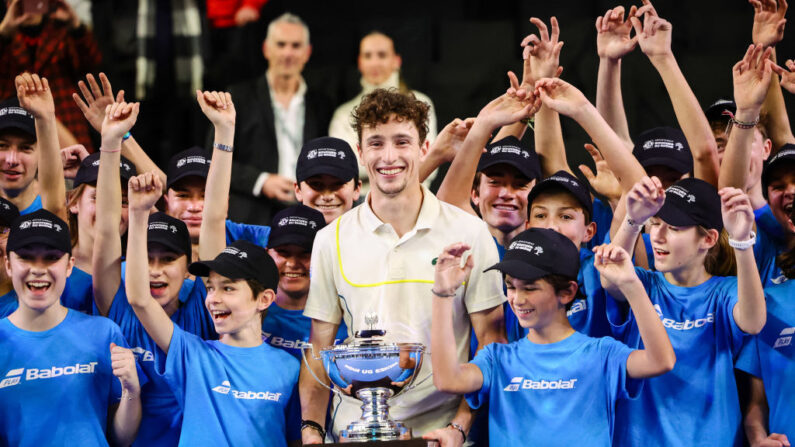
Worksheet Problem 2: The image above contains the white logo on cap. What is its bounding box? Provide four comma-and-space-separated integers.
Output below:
675, 142, 684, 151
508, 240, 544, 256
278, 218, 289, 227
309, 221, 317, 229
687, 194, 695, 203
643, 138, 682, 151
176, 156, 207, 168
53, 224, 62, 232
666, 185, 695, 203
307, 150, 317, 159
522, 151, 530, 158
148, 222, 169, 231
176, 159, 186, 168
20, 219, 56, 231
0, 106, 32, 119
19, 221, 31, 229
1, 203, 8, 210
338, 151, 346, 159
770, 148, 795, 163
490, 145, 522, 156
221, 246, 248, 259
91, 160, 101, 167
169, 225, 178, 234
279, 216, 314, 228
547, 175, 578, 188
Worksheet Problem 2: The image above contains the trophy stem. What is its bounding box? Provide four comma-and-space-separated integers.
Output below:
340, 388, 411, 441
357, 387, 394, 423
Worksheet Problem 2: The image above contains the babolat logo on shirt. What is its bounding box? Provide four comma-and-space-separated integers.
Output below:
211, 380, 282, 401
175, 155, 208, 168
642, 138, 684, 151
654, 304, 714, 330
508, 240, 544, 256
503, 376, 577, 391
0, 362, 98, 388
665, 185, 696, 204
131, 347, 154, 362
277, 216, 317, 229
306, 148, 347, 160
566, 299, 587, 316
774, 327, 794, 349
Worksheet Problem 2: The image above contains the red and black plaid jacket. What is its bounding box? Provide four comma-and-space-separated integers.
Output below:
0, 19, 102, 151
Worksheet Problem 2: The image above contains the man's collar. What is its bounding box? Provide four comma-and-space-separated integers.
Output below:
361, 185, 439, 233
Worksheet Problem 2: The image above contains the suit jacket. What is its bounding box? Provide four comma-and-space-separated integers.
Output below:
225, 74, 331, 226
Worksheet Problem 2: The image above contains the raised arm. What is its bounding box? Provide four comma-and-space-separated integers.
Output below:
73, 73, 167, 189
720, 45, 774, 190
593, 244, 675, 378
595, 5, 638, 149
418, 117, 475, 183
430, 243, 485, 394
93, 101, 140, 316
535, 77, 647, 191
721, 187, 766, 334
299, 318, 340, 444
751, 0, 795, 148
15, 74, 67, 220
632, 1, 720, 186
774, 59, 795, 94
611, 176, 665, 256
125, 173, 175, 353
435, 90, 539, 213
742, 373, 791, 447
196, 91, 235, 261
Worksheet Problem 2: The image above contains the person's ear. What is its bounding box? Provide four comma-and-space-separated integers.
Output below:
352, 179, 362, 201
582, 221, 597, 243
257, 288, 277, 312
470, 187, 481, 208
65, 255, 75, 278
557, 280, 578, 307
762, 138, 772, 160
294, 182, 303, 203
700, 228, 719, 250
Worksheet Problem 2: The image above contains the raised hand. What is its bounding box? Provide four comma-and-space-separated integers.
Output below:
579, 143, 622, 206
719, 187, 754, 242
593, 244, 640, 293
626, 176, 665, 223
110, 343, 140, 399
631, 0, 673, 60
101, 101, 140, 144
433, 243, 473, 297
50, 0, 81, 30
61, 144, 90, 179
15, 73, 55, 119
596, 5, 639, 60
196, 90, 236, 130
519, 17, 564, 90
427, 118, 476, 164
476, 87, 541, 131
234, 5, 260, 26
772, 59, 795, 93
734, 44, 775, 113
73, 73, 125, 133
128, 172, 163, 213
750, 0, 788, 47
534, 77, 589, 118
0, 0, 30, 38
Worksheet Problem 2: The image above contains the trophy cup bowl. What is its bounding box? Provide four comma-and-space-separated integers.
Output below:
304, 331, 425, 442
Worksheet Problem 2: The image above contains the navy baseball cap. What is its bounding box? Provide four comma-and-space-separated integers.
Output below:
762, 144, 795, 199
0, 98, 36, 138
0, 197, 20, 227
632, 127, 693, 176
146, 212, 192, 263
73, 152, 137, 188
296, 137, 358, 184
167, 147, 210, 190
485, 228, 580, 281
705, 99, 736, 124
8, 209, 71, 254
189, 240, 279, 291
268, 204, 326, 251
526, 171, 593, 221
478, 136, 541, 181
656, 178, 723, 231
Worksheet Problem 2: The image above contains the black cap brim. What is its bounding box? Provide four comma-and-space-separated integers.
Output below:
267, 233, 313, 251
167, 170, 208, 190
484, 260, 550, 282
0, 121, 35, 138
655, 201, 699, 228
189, 259, 245, 280
639, 156, 691, 175
8, 234, 70, 255
478, 159, 539, 181
297, 165, 355, 184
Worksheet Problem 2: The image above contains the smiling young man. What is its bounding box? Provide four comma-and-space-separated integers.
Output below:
0, 98, 42, 214
299, 89, 506, 443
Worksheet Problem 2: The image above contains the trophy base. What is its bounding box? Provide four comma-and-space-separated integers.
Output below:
339, 419, 411, 442
319, 440, 438, 447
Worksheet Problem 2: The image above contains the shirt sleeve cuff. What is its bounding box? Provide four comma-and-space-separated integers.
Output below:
253, 172, 270, 197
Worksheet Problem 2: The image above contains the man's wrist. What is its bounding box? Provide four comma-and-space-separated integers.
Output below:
733, 108, 761, 123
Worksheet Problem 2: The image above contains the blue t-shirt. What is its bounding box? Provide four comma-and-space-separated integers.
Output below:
225, 220, 270, 248
262, 303, 347, 361
0, 266, 95, 318
587, 197, 613, 250
156, 323, 301, 447
753, 205, 788, 287
102, 278, 216, 447
465, 331, 638, 446
0, 310, 127, 446
608, 269, 747, 446
735, 280, 795, 437
19, 194, 42, 215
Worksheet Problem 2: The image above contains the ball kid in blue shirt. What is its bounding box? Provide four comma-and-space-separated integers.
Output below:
607, 176, 767, 446
424, 227, 675, 446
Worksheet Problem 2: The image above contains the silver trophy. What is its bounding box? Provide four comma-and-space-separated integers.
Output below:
303, 313, 426, 442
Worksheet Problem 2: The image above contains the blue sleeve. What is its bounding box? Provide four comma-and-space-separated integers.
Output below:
600, 337, 642, 401
225, 220, 271, 248
719, 279, 749, 354
154, 322, 199, 409
464, 344, 493, 410
606, 268, 653, 341
61, 268, 94, 313
735, 336, 762, 377
642, 233, 655, 271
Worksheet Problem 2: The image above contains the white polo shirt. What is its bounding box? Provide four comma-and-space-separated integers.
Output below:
304, 185, 505, 436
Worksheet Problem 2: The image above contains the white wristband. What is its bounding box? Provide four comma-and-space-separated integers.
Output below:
728, 231, 756, 250
626, 216, 646, 230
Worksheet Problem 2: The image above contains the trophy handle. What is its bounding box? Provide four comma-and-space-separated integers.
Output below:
300, 344, 341, 395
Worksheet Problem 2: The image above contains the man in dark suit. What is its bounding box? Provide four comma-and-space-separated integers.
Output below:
226, 13, 331, 225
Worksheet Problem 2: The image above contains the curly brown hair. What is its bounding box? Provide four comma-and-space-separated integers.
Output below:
351, 88, 430, 145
